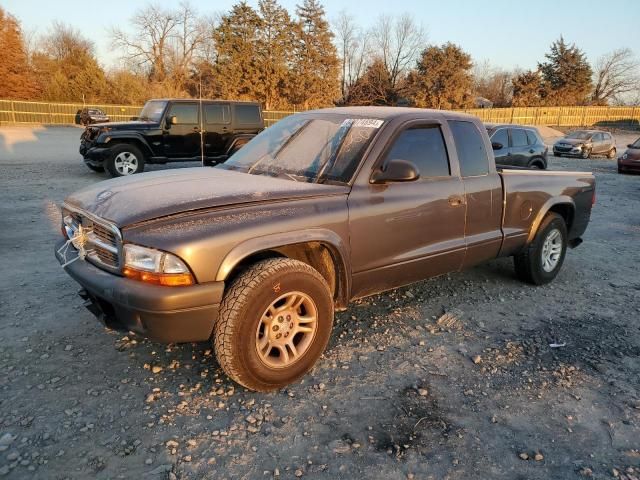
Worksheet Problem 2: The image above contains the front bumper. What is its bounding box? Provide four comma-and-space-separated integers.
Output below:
80, 144, 111, 165
55, 239, 223, 343
618, 157, 640, 172
553, 145, 584, 156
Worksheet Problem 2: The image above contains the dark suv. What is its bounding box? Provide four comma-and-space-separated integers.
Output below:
79, 108, 109, 126
553, 130, 616, 159
80, 99, 264, 177
485, 124, 548, 169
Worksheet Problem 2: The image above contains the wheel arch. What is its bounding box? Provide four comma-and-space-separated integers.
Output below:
527, 197, 575, 244
105, 134, 153, 158
216, 229, 351, 309
528, 156, 547, 169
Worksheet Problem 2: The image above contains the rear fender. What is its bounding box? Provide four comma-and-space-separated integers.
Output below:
526, 196, 575, 243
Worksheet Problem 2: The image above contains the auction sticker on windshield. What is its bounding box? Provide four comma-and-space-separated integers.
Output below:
341, 118, 384, 129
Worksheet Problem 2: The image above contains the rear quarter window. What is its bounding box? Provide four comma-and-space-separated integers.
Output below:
235, 104, 261, 125
448, 120, 489, 177
526, 130, 540, 145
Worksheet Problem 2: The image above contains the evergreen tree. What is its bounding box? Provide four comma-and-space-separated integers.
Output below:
255, 0, 295, 110
211, 2, 263, 100
0, 8, 39, 99
346, 58, 394, 105
406, 42, 473, 109
291, 0, 339, 108
512, 70, 546, 107
538, 37, 593, 105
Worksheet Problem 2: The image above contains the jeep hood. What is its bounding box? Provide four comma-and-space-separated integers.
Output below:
91, 121, 160, 130
65, 168, 349, 226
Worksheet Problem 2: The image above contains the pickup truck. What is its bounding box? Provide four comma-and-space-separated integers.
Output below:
80, 99, 264, 177
56, 107, 595, 392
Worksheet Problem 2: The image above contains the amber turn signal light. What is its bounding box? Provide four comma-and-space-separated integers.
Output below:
123, 267, 194, 287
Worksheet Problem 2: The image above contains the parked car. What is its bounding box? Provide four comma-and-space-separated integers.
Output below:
485, 123, 548, 169
553, 130, 616, 159
79, 99, 264, 177
618, 137, 640, 174
56, 107, 595, 392
80, 108, 109, 126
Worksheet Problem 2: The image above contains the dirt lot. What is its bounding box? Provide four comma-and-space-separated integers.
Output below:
0, 126, 639, 480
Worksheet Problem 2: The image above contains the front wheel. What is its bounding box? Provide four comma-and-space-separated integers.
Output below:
514, 212, 568, 285
607, 147, 616, 159
581, 147, 591, 159
106, 144, 145, 177
213, 258, 334, 392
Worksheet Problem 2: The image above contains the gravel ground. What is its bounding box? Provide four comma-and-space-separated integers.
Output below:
0, 126, 639, 480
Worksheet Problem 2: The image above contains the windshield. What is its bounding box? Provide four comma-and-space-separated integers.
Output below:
632, 138, 640, 148
566, 131, 592, 140
138, 100, 167, 122
217, 113, 383, 183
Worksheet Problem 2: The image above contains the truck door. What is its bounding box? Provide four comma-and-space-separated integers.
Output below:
163, 102, 202, 160
447, 120, 503, 268
348, 122, 466, 299
203, 103, 232, 159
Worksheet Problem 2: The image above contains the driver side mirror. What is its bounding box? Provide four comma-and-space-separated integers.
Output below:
628, 144, 635, 149
370, 159, 420, 184
167, 115, 178, 127
492, 142, 504, 150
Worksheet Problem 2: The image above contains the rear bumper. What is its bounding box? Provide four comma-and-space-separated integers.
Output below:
55, 239, 223, 343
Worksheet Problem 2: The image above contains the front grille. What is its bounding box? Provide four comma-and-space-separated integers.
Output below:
62, 206, 122, 273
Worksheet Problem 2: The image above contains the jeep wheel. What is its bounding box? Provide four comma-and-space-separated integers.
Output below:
214, 258, 334, 392
514, 212, 567, 285
106, 144, 145, 177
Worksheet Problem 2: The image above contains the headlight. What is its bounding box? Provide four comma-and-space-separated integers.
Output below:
123, 244, 194, 286
622, 153, 628, 160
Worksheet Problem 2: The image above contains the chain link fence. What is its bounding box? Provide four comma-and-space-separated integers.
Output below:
1, 99, 639, 129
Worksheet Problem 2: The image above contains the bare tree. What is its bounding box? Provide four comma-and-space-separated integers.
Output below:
592, 48, 640, 105
333, 10, 370, 101
371, 14, 426, 89
473, 59, 514, 107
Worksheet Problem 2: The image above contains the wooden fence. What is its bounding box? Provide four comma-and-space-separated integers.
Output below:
1, 99, 639, 128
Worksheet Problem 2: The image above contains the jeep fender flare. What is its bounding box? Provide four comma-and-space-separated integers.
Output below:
215, 228, 351, 308
102, 132, 154, 157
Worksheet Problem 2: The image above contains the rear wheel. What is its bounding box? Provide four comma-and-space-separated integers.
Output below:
528, 159, 545, 169
106, 144, 145, 177
514, 212, 568, 285
607, 147, 616, 159
213, 258, 334, 392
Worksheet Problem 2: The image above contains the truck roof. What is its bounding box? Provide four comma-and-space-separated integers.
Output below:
304, 106, 478, 121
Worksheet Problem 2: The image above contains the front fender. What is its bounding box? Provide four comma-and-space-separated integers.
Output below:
99, 132, 154, 156
215, 228, 351, 306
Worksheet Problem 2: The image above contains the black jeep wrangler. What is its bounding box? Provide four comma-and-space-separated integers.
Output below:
80, 99, 264, 177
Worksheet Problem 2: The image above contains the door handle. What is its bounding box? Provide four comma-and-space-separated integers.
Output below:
448, 195, 465, 207
221, 127, 228, 132
529, 149, 534, 153
193, 126, 201, 132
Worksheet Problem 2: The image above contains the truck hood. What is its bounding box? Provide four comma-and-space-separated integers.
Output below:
65, 168, 349, 226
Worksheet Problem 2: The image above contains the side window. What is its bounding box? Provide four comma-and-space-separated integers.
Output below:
168, 103, 199, 125
235, 104, 261, 125
448, 120, 489, 177
205, 104, 230, 124
511, 128, 528, 147
383, 126, 450, 177
594, 133, 603, 141
526, 130, 538, 146
491, 128, 509, 149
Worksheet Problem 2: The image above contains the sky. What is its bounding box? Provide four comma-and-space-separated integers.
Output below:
4, 0, 640, 71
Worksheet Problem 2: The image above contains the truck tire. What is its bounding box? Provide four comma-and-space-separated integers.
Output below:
214, 258, 334, 392
105, 144, 145, 177
514, 212, 568, 285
